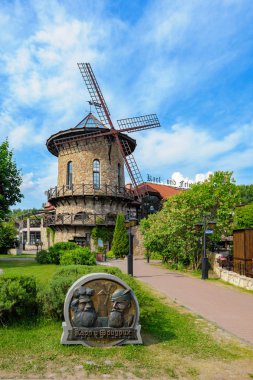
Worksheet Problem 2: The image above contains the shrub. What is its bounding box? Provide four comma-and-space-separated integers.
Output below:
144, 251, 163, 260
0, 221, 17, 254
36, 242, 79, 264
0, 275, 37, 324
39, 265, 124, 320
48, 242, 79, 264
105, 250, 115, 259
60, 247, 96, 266
36, 249, 51, 264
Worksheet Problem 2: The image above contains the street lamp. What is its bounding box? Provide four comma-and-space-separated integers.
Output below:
125, 213, 138, 276
35, 239, 40, 254
196, 215, 216, 280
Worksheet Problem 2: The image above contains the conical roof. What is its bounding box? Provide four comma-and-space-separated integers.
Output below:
74, 113, 109, 129
46, 112, 136, 157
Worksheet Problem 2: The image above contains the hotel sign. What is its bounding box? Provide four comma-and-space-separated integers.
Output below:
147, 174, 192, 189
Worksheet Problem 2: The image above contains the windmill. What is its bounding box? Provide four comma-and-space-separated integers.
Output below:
53, 63, 161, 198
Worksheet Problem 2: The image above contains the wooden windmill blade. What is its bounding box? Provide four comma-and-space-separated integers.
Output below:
117, 114, 161, 133
76, 62, 145, 198
77, 63, 113, 129
115, 135, 143, 188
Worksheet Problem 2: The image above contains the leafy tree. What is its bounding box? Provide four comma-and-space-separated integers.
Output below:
0, 221, 18, 254
0, 140, 23, 219
111, 213, 129, 258
91, 226, 114, 248
237, 184, 253, 205
9, 208, 40, 220
234, 203, 253, 229
141, 171, 239, 269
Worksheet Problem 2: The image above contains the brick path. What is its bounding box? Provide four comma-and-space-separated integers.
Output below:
112, 259, 253, 346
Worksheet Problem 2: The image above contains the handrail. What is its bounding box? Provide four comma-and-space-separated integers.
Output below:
44, 212, 117, 227
47, 183, 134, 200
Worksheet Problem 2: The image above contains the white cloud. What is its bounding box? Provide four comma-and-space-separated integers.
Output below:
169, 171, 212, 185
20, 160, 58, 205
135, 121, 253, 175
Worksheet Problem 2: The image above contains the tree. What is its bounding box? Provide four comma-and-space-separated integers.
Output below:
0, 221, 17, 254
237, 184, 253, 205
8, 208, 40, 220
234, 203, 253, 229
91, 226, 114, 249
0, 140, 23, 219
111, 213, 129, 258
141, 171, 239, 269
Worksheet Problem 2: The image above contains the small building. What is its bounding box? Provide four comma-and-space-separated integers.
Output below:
136, 182, 183, 217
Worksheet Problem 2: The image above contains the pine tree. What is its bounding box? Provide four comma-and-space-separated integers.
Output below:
111, 213, 129, 258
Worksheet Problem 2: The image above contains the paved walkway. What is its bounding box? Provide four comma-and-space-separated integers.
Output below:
112, 259, 253, 346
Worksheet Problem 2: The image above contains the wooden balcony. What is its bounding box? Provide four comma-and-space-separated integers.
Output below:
47, 183, 134, 201
44, 212, 117, 227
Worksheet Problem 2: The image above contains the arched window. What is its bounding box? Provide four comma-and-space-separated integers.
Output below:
66, 161, 73, 189
74, 212, 89, 223
93, 159, 100, 189
118, 163, 121, 191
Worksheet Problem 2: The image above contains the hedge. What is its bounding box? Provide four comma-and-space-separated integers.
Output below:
0, 275, 37, 324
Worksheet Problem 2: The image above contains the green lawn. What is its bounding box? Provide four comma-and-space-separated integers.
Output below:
0, 259, 57, 284
1, 260, 253, 379
0, 253, 36, 258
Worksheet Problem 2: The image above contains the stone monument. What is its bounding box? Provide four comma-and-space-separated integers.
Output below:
61, 273, 142, 347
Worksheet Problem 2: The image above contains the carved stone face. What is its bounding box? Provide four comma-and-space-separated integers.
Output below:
108, 299, 131, 328
112, 300, 131, 313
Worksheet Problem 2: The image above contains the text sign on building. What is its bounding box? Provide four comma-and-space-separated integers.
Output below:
61, 273, 142, 347
147, 174, 193, 189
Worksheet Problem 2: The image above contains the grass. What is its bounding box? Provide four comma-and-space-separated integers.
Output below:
1, 260, 253, 379
0, 259, 57, 284
0, 253, 36, 258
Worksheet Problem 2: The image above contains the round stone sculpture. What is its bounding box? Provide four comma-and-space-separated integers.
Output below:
61, 273, 143, 347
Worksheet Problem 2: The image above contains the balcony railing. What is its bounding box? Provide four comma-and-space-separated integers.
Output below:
44, 212, 117, 227
47, 183, 134, 201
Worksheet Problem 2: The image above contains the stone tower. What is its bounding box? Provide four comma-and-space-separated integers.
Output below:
45, 113, 137, 248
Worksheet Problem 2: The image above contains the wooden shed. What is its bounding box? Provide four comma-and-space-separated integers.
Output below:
233, 228, 253, 278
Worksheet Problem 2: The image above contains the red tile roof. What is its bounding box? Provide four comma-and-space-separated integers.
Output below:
136, 182, 183, 200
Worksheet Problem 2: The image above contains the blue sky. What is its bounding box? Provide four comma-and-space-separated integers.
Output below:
1, 0, 253, 209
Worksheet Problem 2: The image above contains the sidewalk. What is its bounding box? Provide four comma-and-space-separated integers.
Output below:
112, 259, 253, 346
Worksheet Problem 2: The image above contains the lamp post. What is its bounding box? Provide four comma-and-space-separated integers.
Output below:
125, 214, 138, 276
35, 239, 40, 254
196, 215, 216, 280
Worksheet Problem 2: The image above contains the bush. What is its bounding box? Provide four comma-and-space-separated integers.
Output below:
48, 242, 79, 264
105, 250, 115, 259
60, 247, 96, 266
39, 265, 124, 320
144, 251, 163, 260
0, 275, 37, 324
0, 221, 17, 254
36, 242, 79, 264
36, 249, 51, 264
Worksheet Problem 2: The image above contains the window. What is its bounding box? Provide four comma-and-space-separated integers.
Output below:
74, 212, 89, 223
30, 231, 41, 245
118, 163, 121, 191
66, 161, 73, 189
93, 159, 100, 189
